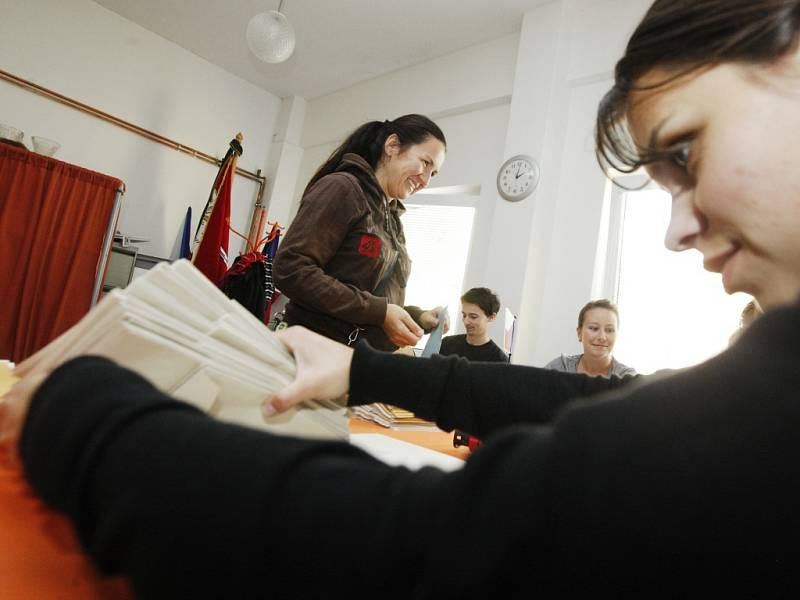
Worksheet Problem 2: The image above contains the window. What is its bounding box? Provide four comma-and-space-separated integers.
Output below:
400, 201, 476, 349
606, 183, 751, 374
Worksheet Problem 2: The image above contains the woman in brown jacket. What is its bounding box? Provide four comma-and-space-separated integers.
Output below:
274, 114, 447, 351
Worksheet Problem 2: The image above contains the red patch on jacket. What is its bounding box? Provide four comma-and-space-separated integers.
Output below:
358, 234, 381, 258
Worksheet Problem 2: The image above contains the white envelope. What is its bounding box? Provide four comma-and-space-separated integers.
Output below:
25, 260, 348, 441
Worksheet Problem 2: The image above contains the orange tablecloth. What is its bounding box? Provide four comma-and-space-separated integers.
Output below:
0, 414, 467, 597
2, 363, 129, 597
0, 454, 133, 599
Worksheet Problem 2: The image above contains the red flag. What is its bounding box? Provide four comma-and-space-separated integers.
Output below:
192, 136, 242, 285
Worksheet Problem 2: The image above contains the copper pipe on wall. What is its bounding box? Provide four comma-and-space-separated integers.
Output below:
0, 68, 267, 190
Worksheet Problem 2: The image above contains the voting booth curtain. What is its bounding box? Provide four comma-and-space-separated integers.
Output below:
0, 143, 122, 362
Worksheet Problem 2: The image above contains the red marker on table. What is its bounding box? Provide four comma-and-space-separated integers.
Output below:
453, 430, 482, 451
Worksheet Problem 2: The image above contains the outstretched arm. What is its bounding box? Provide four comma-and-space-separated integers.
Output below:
347, 342, 631, 436
268, 326, 633, 436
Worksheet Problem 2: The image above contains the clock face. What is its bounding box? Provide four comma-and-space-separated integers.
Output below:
497, 155, 539, 201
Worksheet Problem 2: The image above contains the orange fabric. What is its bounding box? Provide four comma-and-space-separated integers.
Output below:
0, 454, 133, 599
0, 143, 122, 362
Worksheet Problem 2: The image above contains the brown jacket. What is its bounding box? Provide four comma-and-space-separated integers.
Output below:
274, 154, 421, 350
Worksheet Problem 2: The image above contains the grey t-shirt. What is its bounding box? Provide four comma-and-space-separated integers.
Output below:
544, 354, 637, 378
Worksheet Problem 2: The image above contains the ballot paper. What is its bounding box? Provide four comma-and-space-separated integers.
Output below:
420, 306, 448, 358
24, 260, 349, 440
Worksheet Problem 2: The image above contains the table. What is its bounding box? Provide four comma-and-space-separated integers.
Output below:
349, 417, 470, 461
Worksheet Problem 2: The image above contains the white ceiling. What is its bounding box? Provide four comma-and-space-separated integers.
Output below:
92, 0, 548, 99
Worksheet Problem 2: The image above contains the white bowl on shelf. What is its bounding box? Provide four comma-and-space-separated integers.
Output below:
32, 136, 61, 157
0, 123, 24, 143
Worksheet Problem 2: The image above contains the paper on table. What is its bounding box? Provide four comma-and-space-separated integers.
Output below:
349, 434, 464, 472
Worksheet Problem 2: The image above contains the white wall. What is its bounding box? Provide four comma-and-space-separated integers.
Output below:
300, 34, 518, 150
263, 96, 306, 229
432, 104, 510, 294
0, 0, 282, 259
295, 33, 519, 219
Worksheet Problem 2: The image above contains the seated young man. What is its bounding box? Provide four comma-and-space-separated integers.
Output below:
438, 287, 508, 362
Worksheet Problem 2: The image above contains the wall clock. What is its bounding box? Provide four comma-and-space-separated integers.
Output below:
496, 154, 539, 202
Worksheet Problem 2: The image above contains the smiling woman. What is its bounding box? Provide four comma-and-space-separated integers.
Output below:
543, 299, 636, 377
273, 114, 447, 351
623, 64, 800, 309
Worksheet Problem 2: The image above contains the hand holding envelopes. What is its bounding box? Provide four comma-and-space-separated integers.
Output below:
23, 259, 348, 440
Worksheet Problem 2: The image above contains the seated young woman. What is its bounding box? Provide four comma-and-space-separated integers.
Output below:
544, 299, 636, 377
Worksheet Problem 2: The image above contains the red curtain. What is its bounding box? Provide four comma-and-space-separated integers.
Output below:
0, 143, 122, 362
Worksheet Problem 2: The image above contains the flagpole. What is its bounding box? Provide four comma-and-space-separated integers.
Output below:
246, 200, 266, 252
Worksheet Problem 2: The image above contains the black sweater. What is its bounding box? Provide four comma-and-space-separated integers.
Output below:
438, 333, 509, 363
20, 304, 800, 598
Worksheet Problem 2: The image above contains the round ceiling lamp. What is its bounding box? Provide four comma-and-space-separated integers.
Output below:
246, 0, 295, 64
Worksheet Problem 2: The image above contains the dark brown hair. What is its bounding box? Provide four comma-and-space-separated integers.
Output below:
578, 299, 619, 330
461, 287, 501, 317
596, 0, 800, 174
306, 114, 446, 193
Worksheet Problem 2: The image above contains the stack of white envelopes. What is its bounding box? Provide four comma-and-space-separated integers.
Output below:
29, 259, 348, 440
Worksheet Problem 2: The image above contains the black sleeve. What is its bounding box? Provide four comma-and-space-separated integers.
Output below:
404, 304, 423, 325
348, 342, 635, 437
19, 356, 560, 598
492, 343, 510, 363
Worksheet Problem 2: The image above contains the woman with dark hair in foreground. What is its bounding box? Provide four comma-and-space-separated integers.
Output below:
4, 1, 800, 596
